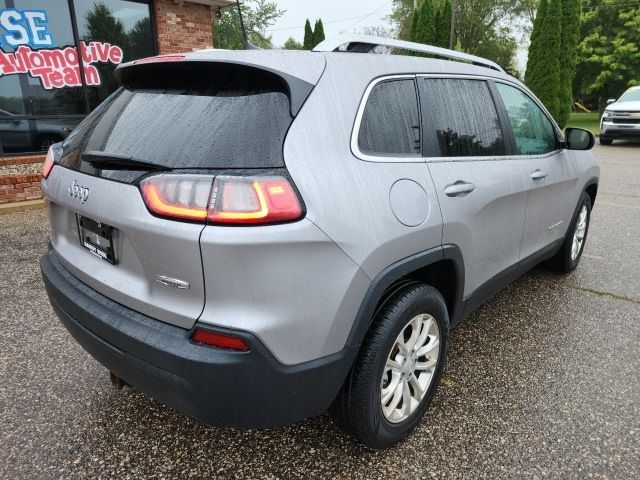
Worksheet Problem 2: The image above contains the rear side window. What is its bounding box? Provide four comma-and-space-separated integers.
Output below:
59, 64, 293, 177
357, 79, 421, 157
418, 78, 505, 158
495, 83, 557, 155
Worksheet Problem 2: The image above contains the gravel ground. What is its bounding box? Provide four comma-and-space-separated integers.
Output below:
1, 143, 638, 479
0, 162, 43, 177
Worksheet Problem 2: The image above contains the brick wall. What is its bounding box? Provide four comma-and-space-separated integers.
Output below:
154, 0, 214, 54
0, 154, 45, 167
0, 174, 43, 204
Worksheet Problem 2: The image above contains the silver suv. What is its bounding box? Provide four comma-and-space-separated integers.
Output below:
40, 36, 599, 449
600, 85, 640, 145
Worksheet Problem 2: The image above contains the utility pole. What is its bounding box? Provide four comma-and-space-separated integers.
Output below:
449, 0, 456, 49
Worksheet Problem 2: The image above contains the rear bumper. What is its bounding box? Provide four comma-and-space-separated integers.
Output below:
41, 245, 357, 428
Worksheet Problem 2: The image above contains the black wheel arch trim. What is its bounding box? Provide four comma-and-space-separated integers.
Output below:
582, 177, 599, 205
345, 244, 465, 348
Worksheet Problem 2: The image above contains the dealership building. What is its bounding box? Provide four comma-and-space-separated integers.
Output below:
0, 0, 232, 204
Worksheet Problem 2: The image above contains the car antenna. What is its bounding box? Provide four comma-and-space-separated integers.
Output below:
235, 0, 261, 50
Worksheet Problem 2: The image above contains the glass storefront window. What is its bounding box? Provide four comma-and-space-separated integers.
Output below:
74, 0, 155, 108
0, 0, 155, 154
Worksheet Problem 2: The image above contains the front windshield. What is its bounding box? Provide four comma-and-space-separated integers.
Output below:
618, 87, 640, 102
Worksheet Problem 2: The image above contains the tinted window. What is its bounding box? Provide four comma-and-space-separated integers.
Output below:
495, 83, 557, 155
358, 79, 420, 157
59, 66, 292, 179
418, 78, 505, 158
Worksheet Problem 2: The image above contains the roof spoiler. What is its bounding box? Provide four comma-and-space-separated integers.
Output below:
114, 59, 314, 116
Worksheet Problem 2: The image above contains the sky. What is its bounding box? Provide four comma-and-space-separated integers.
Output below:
265, 0, 528, 72
266, 0, 394, 47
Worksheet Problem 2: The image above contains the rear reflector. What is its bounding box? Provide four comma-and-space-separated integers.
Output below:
192, 329, 250, 351
43, 146, 55, 179
140, 174, 303, 225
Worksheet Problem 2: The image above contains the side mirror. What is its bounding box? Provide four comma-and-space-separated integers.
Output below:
565, 127, 594, 151
607, 98, 616, 105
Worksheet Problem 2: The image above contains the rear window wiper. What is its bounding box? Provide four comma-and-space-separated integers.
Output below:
82, 151, 169, 171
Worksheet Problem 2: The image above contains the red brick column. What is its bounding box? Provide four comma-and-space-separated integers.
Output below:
154, 0, 214, 54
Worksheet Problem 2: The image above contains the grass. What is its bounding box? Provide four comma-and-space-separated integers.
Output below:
566, 112, 600, 135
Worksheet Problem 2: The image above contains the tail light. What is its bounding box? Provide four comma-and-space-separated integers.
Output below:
140, 175, 212, 222
192, 328, 250, 351
43, 146, 55, 179
140, 174, 303, 225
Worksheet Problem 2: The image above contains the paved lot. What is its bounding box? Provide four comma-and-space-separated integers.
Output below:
1, 143, 639, 479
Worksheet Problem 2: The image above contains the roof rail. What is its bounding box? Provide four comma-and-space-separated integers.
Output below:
312, 34, 505, 73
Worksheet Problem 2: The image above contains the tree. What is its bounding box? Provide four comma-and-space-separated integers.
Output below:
391, 0, 531, 70
313, 19, 325, 48
389, 0, 417, 40
526, 0, 563, 120
214, 0, 284, 49
303, 19, 314, 50
84, 3, 131, 98
410, 8, 420, 42
574, 0, 640, 112
435, 0, 452, 48
128, 18, 154, 60
414, 0, 437, 45
283, 37, 303, 50
524, 0, 547, 89
557, 0, 581, 127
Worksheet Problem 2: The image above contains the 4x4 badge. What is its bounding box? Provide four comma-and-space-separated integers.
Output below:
68, 180, 89, 204
156, 276, 190, 290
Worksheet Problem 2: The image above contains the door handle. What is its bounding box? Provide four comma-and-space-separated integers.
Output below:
444, 181, 476, 197
531, 170, 547, 181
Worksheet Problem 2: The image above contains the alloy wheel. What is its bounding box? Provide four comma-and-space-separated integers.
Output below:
571, 205, 588, 261
380, 313, 440, 423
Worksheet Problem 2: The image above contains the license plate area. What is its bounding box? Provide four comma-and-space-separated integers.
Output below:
76, 215, 117, 265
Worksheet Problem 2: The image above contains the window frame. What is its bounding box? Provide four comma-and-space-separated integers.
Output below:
351, 74, 424, 163
0, 0, 157, 156
416, 74, 513, 160
489, 78, 564, 158
352, 73, 565, 164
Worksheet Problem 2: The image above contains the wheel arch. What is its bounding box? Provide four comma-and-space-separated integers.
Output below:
345, 245, 465, 349
584, 178, 598, 207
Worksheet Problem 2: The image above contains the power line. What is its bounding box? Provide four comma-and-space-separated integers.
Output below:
266, 1, 392, 33
341, 1, 393, 32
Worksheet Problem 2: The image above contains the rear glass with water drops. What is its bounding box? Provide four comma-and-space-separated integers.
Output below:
59, 67, 292, 178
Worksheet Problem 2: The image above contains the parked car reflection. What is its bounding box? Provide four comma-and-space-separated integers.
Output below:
0, 109, 80, 153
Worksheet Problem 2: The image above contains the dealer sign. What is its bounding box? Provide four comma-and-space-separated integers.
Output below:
0, 9, 123, 89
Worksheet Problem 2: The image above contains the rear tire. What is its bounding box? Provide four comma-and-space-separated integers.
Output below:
550, 191, 592, 273
330, 283, 449, 449
599, 136, 613, 145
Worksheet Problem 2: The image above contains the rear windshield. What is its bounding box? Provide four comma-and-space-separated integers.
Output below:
59, 64, 292, 177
